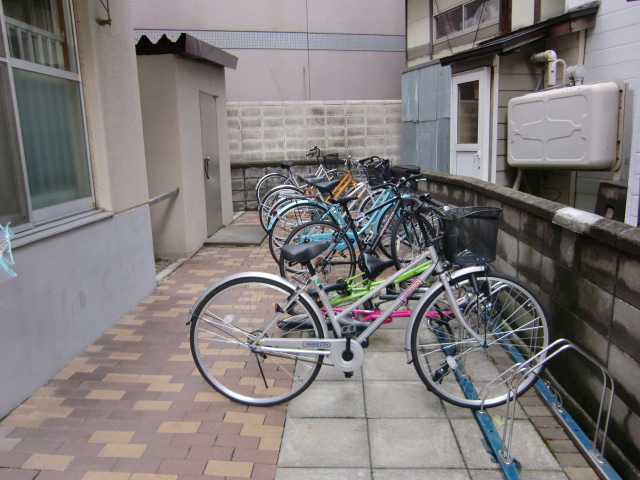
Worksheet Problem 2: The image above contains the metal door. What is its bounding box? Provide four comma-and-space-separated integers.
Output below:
451, 68, 491, 181
199, 92, 222, 236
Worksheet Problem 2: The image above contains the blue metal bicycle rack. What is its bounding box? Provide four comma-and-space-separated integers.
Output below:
471, 338, 622, 480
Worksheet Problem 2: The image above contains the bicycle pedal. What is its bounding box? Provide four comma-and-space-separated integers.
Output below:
341, 324, 358, 336
344, 371, 354, 378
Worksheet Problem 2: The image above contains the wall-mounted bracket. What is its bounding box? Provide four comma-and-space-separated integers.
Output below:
96, 0, 112, 26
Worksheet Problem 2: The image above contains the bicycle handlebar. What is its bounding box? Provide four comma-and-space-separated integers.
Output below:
306, 146, 321, 160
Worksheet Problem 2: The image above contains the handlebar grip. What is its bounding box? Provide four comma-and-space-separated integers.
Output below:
419, 193, 446, 209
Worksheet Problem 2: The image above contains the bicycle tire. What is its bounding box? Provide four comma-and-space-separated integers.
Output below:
280, 220, 357, 287
189, 273, 326, 406
410, 271, 551, 409
255, 172, 292, 204
390, 209, 438, 270
371, 202, 402, 259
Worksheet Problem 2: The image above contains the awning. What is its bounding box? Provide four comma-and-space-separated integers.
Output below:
136, 33, 238, 70
439, 3, 599, 66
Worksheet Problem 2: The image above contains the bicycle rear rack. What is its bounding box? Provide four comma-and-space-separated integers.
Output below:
475, 338, 622, 480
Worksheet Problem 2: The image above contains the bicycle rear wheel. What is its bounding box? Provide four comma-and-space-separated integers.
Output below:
280, 220, 357, 287
259, 185, 305, 231
410, 272, 550, 409
256, 172, 291, 204
189, 273, 325, 406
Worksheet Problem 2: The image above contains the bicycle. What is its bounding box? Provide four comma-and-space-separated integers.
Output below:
254, 146, 336, 204
188, 199, 551, 408
266, 160, 417, 265
277, 173, 426, 287
258, 154, 378, 233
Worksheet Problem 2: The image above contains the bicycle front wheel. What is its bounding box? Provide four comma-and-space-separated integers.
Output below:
268, 202, 333, 263
189, 273, 326, 406
390, 210, 438, 270
410, 272, 550, 409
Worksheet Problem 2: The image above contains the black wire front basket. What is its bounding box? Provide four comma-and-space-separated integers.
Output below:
441, 206, 501, 265
390, 165, 421, 193
322, 153, 339, 170
365, 161, 391, 186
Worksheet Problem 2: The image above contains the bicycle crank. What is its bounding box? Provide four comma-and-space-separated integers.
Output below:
330, 337, 365, 372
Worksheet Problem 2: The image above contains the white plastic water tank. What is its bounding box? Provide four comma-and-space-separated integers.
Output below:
507, 81, 620, 169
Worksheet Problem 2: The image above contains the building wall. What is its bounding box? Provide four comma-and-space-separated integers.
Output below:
581, 0, 640, 226
0, 0, 156, 417
76, 2, 150, 212
132, 0, 406, 102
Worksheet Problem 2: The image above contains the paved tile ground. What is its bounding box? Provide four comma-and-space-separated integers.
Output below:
0, 212, 600, 480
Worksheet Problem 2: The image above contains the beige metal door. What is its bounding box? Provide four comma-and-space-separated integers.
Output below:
199, 92, 222, 236
451, 68, 491, 181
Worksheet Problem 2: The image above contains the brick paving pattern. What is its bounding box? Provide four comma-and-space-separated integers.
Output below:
0, 212, 602, 480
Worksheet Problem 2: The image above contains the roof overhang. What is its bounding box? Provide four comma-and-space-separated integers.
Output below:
439, 3, 599, 66
136, 33, 238, 70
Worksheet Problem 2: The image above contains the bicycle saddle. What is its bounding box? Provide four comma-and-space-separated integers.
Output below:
280, 162, 294, 169
281, 241, 330, 264
357, 250, 395, 280
307, 178, 341, 194
297, 174, 322, 183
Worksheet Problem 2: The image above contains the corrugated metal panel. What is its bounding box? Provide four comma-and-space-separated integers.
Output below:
418, 66, 437, 122
401, 71, 419, 122
436, 118, 451, 172
401, 63, 452, 173
417, 121, 437, 170
401, 122, 417, 165
437, 65, 452, 119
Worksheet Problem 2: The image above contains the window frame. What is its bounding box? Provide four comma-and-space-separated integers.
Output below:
0, 0, 95, 232
433, 0, 500, 45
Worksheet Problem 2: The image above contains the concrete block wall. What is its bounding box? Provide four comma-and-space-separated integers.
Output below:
227, 100, 402, 211
421, 171, 640, 479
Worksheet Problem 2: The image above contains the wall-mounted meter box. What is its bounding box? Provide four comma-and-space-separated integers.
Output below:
507, 81, 620, 169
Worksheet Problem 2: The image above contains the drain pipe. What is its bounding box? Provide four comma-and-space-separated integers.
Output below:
566, 64, 586, 86
530, 50, 566, 88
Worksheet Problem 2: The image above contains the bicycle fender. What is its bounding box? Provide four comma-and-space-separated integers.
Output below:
267, 199, 323, 231
187, 271, 329, 338
403, 265, 488, 364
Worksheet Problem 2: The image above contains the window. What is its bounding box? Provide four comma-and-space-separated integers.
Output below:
435, 0, 500, 42
456, 80, 479, 144
0, 0, 92, 229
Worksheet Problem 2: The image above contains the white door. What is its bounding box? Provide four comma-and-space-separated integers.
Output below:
199, 92, 223, 237
451, 68, 491, 181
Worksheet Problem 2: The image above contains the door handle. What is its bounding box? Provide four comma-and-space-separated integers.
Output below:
204, 156, 211, 179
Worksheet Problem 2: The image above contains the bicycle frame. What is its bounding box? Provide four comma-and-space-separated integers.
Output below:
328, 260, 431, 307
255, 244, 490, 372
268, 183, 403, 236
